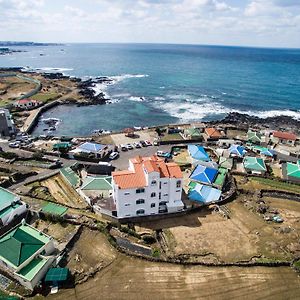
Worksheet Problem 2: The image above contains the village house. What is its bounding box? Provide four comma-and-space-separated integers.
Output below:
182, 127, 202, 141
247, 130, 264, 145
13, 99, 41, 110
0, 221, 57, 290
243, 156, 267, 175
271, 131, 297, 146
203, 127, 223, 142
112, 155, 184, 218
0, 187, 27, 229
283, 160, 300, 184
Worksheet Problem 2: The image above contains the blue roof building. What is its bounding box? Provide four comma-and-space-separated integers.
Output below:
188, 182, 222, 204
188, 145, 210, 162
229, 144, 247, 157
189, 165, 218, 185
77, 142, 105, 154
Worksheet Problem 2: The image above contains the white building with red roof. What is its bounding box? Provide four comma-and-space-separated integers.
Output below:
13, 99, 41, 110
112, 155, 184, 218
272, 130, 297, 146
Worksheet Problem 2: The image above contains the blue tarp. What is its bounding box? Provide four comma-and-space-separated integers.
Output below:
190, 164, 218, 184
188, 183, 221, 204
229, 144, 246, 157
78, 142, 105, 153
261, 149, 274, 157
188, 145, 210, 161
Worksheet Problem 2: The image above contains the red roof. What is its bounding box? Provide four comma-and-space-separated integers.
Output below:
112, 156, 182, 189
273, 131, 297, 141
205, 127, 222, 138
16, 99, 38, 104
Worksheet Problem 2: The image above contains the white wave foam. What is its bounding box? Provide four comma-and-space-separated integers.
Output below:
111, 74, 149, 83
154, 96, 165, 101
161, 100, 300, 121
129, 96, 145, 102
22, 67, 74, 73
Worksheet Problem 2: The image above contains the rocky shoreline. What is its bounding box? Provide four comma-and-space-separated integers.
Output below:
0, 48, 25, 56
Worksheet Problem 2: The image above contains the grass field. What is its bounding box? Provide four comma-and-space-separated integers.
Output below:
248, 177, 300, 193
31, 92, 60, 102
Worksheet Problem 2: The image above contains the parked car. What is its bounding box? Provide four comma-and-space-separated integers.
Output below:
109, 152, 119, 160
120, 144, 128, 151
156, 150, 171, 158
133, 142, 141, 148
153, 139, 160, 146
140, 140, 147, 147
9, 141, 20, 148
145, 140, 152, 146
126, 143, 134, 150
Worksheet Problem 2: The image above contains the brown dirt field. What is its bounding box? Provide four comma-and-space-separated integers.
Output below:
32, 219, 78, 243
66, 228, 117, 278
48, 255, 300, 300
169, 207, 258, 262
41, 175, 87, 209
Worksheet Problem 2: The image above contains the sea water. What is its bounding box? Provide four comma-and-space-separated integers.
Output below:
1, 43, 299, 136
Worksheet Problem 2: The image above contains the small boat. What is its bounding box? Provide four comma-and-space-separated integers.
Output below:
48, 126, 56, 132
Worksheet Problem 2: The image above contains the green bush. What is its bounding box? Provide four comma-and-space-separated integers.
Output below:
0, 151, 18, 159
152, 248, 160, 258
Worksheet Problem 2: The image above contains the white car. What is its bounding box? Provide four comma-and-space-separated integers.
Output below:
120, 144, 128, 151
9, 141, 20, 148
109, 152, 119, 160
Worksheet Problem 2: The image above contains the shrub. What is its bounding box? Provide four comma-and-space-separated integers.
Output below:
152, 248, 160, 258
142, 235, 156, 244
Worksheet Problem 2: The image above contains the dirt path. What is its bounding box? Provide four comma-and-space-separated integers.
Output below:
49, 255, 300, 300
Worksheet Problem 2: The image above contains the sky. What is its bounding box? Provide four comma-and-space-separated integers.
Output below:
0, 0, 300, 48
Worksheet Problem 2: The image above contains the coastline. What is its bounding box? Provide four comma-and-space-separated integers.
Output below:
1, 67, 300, 137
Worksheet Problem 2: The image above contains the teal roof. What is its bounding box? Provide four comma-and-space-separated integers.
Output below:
81, 176, 112, 190
247, 131, 262, 143
0, 187, 18, 212
186, 128, 202, 137
0, 224, 49, 268
60, 167, 80, 187
0, 202, 23, 219
17, 257, 49, 281
45, 268, 69, 282
42, 203, 68, 216
53, 142, 72, 150
243, 157, 267, 172
286, 162, 300, 179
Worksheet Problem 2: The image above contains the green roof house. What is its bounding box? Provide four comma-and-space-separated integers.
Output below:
183, 127, 202, 140
218, 157, 233, 170
247, 130, 263, 144
243, 156, 267, 175
285, 160, 300, 183
0, 222, 57, 290
0, 187, 27, 228
80, 176, 112, 205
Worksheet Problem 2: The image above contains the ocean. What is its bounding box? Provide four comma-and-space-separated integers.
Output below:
1, 43, 300, 136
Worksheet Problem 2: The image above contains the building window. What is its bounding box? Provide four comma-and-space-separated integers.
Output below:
163, 193, 168, 196
151, 180, 157, 185
159, 192, 161, 200
164, 182, 168, 185
151, 192, 156, 198
136, 188, 145, 194
124, 203, 130, 206
176, 190, 181, 193
125, 214, 131, 217
136, 199, 145, 205
159, 182, 161, 189
124, 192, 130, 195
176, 180, 181, 188
136, 209, 145, 215
151, 203, 156, 208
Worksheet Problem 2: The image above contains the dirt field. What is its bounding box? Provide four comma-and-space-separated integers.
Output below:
41, 175, 87, 209
0, 76, 36, 105
32, 219, 78, 243
66, 228, 117, 280
48, 255, 300, 300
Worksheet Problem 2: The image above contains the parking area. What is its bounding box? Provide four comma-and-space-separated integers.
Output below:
111, 144, 172, 170
110, 130, 156, 146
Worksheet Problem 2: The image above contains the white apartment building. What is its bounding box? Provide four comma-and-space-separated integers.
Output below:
112, 156, 184, 218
